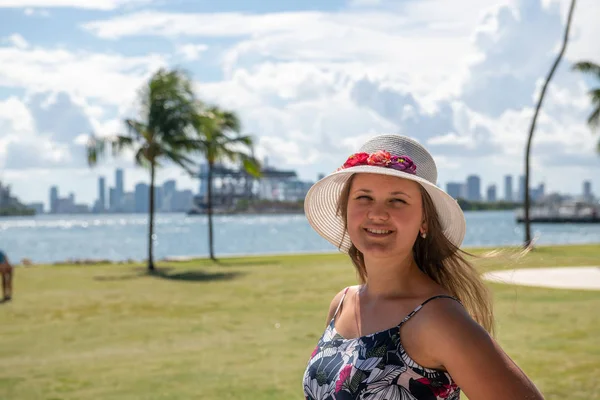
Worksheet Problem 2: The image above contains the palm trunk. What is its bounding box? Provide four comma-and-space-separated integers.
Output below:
148, 162, 156, 271
207, 161, 216, 261
524, 0, 576, 248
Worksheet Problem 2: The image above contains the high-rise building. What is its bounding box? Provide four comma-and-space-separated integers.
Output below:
446, 183, 464, 200
115, 168, 124, 210
135, 183, 149, 213
163, 180, 176, 196
109, 188, 116, 211
487, 185, 497, 202
466, 175, 481, 202
172, 190, 194, 212
98, 176, 106, 212
583, 181, 592, 201
198, 163, 209, 201
50, 186, 58, 214
154, 186, 163, 211
519, 175, 526, 202
504, 175, 513, 202
162, 180, 176, 212
531, 183, 545, 202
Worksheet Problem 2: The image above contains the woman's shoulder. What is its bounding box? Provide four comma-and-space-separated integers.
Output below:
408, 293, 471, 330
325, 285, 360, 321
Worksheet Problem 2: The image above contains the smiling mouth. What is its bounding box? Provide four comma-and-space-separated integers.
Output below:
364, 228, 393, 235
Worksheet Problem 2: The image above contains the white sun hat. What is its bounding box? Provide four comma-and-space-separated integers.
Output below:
304, 134, 466, 252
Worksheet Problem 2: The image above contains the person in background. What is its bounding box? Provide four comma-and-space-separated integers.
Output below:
0, 249, 13, 301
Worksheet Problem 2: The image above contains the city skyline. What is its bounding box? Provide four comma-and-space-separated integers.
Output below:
24, 165, 597, 214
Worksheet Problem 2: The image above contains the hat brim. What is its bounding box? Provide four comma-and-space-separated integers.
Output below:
304, 166, 466, 252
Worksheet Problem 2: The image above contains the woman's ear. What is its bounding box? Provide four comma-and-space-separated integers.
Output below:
420, 220, 428, 237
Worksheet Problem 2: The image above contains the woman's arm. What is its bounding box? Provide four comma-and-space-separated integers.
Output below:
415, 299, 544, 400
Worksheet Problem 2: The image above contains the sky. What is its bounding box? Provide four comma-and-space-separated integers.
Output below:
0, 0, 599, 207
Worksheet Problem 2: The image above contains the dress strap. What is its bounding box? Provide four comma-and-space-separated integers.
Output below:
398, 295, 461, 327
332, 287, 351, 319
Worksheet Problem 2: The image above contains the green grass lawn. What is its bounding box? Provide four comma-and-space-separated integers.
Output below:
0, 244, 599, 399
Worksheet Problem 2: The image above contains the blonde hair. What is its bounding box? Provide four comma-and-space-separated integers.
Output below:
337, 174, 494, 334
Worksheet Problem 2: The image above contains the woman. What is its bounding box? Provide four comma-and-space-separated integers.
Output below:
302, 134, 543, 399
0, 249, 13, 301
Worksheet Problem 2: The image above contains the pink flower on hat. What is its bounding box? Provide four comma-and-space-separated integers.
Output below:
367, 150, 392, 166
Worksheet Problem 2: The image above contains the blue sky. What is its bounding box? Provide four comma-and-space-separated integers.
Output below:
0, 0, 599, 207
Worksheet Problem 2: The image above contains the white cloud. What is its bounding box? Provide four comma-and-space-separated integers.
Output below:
176, 43, 208, 61
0, 97, 78, 170
0, 45, 167, 107
24, 7, 50, 16
4, 33, 29, 49
0, 0, 150, 10
348, 0, 382, 7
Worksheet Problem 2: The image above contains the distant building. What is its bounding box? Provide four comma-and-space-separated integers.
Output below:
28, 202, 44, 214
283, 180, 313, 202
198, 163, 210, 202
504, 175, 513, 202
0, 182, 22, 209
466, 175, 481, 202
50, 186, 59, 213
98, 176, 106, 212
531, 183, 545, 203
172, 190, 194, 212
109, 188, 117, 211
52, 192, 89, 214
446, 182, 465, 200
519, 175, 526, 202
583, 181, 593, 202
121, 193, 135, 213
486, 185, 497, 202
162, 180, 177, 212
115, 168, 124, 208
135, 183, 149, 213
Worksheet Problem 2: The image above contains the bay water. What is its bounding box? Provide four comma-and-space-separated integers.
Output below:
1, 211, 599, 264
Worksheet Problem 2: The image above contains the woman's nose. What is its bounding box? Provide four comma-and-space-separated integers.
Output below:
367, 202, 389, 221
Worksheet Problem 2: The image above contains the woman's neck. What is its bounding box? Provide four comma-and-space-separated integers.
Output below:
361, 252, 425, 299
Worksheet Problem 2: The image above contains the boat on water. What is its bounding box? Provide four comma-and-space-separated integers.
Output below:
516, 200, 600, 223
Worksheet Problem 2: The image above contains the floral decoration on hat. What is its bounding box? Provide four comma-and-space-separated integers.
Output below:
337, 150, 417, 174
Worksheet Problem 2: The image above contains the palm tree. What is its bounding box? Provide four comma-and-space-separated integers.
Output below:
87, 68, 198, 271
191, 105, 261, 261
572, 60, 600, 149
523, 0, 577, 248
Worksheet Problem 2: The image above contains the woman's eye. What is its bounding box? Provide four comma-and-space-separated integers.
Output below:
392, 199, 406, 204
356, 195, 371, 200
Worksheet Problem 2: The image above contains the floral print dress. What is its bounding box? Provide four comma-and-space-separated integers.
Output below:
303, 288, 461, 400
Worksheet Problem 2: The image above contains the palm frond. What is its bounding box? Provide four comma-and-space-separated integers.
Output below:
240, 155, 262, 178
134, 148, 152, 168
573, 61, 600, 77
162, 148, 198, 175
126, 119, 150, 142
86, 135, 106, 167
110, 135, 135, 155
87, 135, 135, 166
224, 134, 253, 147
587, 105, 600, 131
144, 69, 196, 142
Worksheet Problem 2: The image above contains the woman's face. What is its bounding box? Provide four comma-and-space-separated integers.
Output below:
346, 173, 425, 259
